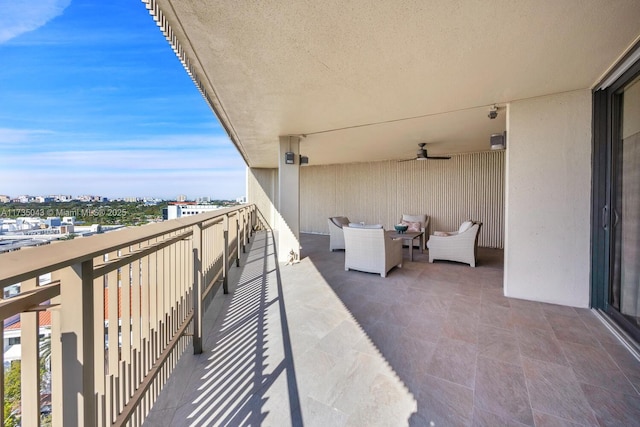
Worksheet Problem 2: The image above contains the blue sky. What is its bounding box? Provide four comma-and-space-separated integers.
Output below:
0, 0, 246, 200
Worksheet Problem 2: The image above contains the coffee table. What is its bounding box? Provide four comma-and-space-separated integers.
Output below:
385, 230, 424, 261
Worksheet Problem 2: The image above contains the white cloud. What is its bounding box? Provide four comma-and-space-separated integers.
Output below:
0, 144, 248, 199
0, 0, 72, 44
0, 128, 235, 151
3, 148, 245, 171
0, 127, 56, 145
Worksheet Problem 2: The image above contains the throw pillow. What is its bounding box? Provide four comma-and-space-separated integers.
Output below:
458, 220, 473, 233
401, 220, 421, 232
402, 214, 426, 227
434, 231, 450, 237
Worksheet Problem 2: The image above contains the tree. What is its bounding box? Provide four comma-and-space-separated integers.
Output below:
4, 360, 21, 404
4, 400, 18, 427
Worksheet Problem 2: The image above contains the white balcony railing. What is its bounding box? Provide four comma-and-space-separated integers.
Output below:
0, 205, 257, 426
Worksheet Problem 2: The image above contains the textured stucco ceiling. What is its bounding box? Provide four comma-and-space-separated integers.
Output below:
150, 0, 640, 167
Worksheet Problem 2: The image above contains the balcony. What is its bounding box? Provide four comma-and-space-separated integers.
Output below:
146, 229, 640, 426
2, 205, 639, 426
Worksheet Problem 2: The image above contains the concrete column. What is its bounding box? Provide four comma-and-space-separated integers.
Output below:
277, 136, 301, 262
504, 89, 591, 307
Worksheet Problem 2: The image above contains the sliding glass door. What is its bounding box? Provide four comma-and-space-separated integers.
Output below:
592, 48, 640, 342
610, 75, 640, 331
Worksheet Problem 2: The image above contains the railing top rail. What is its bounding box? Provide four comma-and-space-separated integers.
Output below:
0, 204, 253, 288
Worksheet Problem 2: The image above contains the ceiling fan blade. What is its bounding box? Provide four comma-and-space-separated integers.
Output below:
426, 156, 451, 160
398, 158, 416, 162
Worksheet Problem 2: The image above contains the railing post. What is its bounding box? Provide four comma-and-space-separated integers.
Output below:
0, 327, 3, 426
242, 210, 246, 253
236, 217, 241, 267
192, 224, 203, 354
53, 260, 95, 427
223, 214, 229, 294
21, 278, 40, 427
242, 208, 251, 244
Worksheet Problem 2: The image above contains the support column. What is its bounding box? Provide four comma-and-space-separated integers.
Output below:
277, 135, 301, 262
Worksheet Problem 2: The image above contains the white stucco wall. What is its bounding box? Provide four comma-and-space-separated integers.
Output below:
504, 89, 592, 307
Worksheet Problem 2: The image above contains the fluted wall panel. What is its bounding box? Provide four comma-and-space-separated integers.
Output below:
301, 151, 505, 248
249, 151, 505, 248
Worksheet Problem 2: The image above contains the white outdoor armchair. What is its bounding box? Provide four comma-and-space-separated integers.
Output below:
400, 214, 430, 249
427, 221, 482, 267
328, 216, 350, 251
343, 226, 403, 277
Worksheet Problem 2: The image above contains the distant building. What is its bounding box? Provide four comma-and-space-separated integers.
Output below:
163, 203, 220, 220
77, 195, 105, 202
124, 197, 139, 203
0, 195, 10, 203
236, 196, 247, 204
45, 217, 62, 227
36, 196, 54, 203
176, 194, 188, 202
16, 195, 33, 203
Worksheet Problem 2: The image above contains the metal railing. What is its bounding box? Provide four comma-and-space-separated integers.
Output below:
0, 205, 257, 426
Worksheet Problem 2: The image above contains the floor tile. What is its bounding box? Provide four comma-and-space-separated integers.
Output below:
478, 324, 520, 365
425, 336, 478, 388
581, 383, 640, 427
472, 406, 531, 426
474, 356, 534, 426
479, 303, 515, 330
414, 374, 474, 426
521, 357, 598, 425
516, 324, 569, 366
532, 411, 590, 427
560, 341, 638, 397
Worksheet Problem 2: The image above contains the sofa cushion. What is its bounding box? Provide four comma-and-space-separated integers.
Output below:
458, 221, 473, 233
349, 223, 383, 229
434, 231, 450, 237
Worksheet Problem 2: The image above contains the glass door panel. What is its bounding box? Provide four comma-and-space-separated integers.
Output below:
611, 75, 640, 329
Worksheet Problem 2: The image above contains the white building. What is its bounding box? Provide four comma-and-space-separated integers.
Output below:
163, 203, 221, 220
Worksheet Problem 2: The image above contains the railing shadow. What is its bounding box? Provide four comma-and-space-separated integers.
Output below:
156, 229, 302, 426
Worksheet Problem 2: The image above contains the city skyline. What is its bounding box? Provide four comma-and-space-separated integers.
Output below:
0, 192, 241, 202
0, 0, 246, 200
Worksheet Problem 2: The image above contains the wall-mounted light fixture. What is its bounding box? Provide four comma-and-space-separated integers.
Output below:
285, 151, 295, 164
490, 131, 506, 150
299, 155, 309, 165
488, 105, 498, 120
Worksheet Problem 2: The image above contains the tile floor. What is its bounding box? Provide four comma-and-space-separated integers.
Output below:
145, 231, 640, 426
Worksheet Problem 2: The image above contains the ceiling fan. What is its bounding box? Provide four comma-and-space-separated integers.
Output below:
400, 143, 451, 161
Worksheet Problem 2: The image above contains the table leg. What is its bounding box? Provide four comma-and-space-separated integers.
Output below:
409, 239, 414, 261
420, 234, 424, 254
